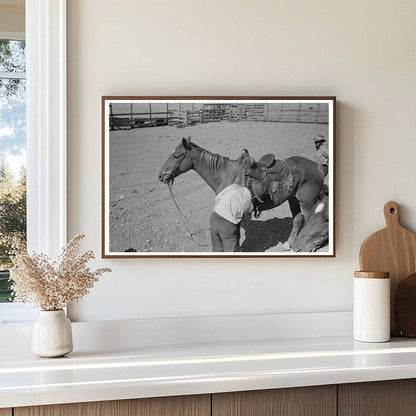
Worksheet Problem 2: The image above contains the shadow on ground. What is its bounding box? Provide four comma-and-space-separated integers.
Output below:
241, 217, 293, 252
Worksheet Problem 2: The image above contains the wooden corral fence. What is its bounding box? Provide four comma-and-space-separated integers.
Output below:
110, 103, 174, 130
225, 103, 329, 124
109, 103, 328, 130
263, 103, 329, 124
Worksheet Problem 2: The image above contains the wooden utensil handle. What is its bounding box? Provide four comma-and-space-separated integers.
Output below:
384, 201, 400, 228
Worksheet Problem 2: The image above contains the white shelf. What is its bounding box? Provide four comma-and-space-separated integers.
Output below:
2, 335, 416, 408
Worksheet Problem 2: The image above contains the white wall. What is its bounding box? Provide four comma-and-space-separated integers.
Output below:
67, 0, 416, 322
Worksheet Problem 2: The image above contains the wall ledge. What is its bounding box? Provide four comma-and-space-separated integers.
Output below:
0, 311, 352, 353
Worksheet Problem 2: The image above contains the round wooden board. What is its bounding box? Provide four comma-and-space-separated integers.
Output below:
395, 273, 416, 337
359, 201, 416, 336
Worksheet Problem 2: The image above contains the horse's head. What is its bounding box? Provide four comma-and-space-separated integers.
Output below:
291, 197, 329, 252
158, 137, 194, 184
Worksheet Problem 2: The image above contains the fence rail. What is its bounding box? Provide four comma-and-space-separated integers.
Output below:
109, 103, 328, 130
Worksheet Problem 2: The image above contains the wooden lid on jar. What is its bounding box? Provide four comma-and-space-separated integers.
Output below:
354, 271, 390, 279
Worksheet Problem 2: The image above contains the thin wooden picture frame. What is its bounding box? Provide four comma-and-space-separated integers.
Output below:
102, 96, 336, 258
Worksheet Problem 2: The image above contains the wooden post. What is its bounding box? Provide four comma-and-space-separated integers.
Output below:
109, 103, 114, 130
149, 103, 152, 125
179, 103, 183, 124
166, 103, 169, 124
130, 103, 133, 129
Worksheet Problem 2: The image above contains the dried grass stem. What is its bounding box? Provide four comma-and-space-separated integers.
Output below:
10, 234, 111, 310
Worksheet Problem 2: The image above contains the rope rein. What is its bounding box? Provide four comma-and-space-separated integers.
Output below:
167, 183, 211, 248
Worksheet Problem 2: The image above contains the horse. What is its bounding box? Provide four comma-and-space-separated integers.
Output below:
158, 137, 325, 248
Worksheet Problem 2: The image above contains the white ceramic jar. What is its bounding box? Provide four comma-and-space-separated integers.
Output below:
353, 271, 390, 343
31, 310, 73, 357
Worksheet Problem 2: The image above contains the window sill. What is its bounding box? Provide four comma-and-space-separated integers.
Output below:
0, 303, 35, 324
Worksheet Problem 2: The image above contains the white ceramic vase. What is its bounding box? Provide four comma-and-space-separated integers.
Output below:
31, 310, 73, 357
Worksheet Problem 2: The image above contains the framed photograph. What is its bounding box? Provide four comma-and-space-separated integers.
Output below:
102, 96, 336, 258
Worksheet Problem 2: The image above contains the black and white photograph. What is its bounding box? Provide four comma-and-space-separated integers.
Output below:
102, 97, 335, 257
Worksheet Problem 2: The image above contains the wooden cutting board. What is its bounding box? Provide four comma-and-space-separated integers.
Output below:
395, 272, 416, 337
359, 201, 416, 336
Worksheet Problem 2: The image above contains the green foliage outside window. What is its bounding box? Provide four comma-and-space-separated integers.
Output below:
0, 161, 26, 302
0, 39, 27, 302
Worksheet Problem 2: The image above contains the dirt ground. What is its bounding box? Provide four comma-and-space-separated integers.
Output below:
109, 121, 329, 253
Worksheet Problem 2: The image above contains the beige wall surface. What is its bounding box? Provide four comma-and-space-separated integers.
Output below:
67, 0, 416, 321
0, 4, 24, 33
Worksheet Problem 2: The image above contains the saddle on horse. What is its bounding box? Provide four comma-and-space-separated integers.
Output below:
241, 150, 294, 215
254, 153, 290, 181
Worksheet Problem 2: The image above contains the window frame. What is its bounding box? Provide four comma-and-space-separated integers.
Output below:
0, 31, 28, 321
0, 0, 67, 323
0, 31, 24, 41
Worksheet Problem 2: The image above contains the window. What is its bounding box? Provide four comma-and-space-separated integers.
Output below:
0, 34, 26, 307
0, 0, 67, 324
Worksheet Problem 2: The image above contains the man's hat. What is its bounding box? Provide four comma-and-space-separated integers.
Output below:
313, 135, 326, 144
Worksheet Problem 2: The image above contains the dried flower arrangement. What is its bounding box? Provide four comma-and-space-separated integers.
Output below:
10, 234, 111, 311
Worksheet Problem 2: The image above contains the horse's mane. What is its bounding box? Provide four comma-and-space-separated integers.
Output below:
183, 141, 245, 192
190, 143, 240, 170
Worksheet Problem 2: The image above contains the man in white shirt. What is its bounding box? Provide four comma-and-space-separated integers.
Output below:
210, 184, 254, 252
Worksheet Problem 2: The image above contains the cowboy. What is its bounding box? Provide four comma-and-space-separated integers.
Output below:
313, 135, 329, 177
210, 184, 253, 252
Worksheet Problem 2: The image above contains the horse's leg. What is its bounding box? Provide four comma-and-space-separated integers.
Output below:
299, 200, 315, 223
290, 211, 304, 243
296, 177, 323, 222
287, 196, 303, 247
